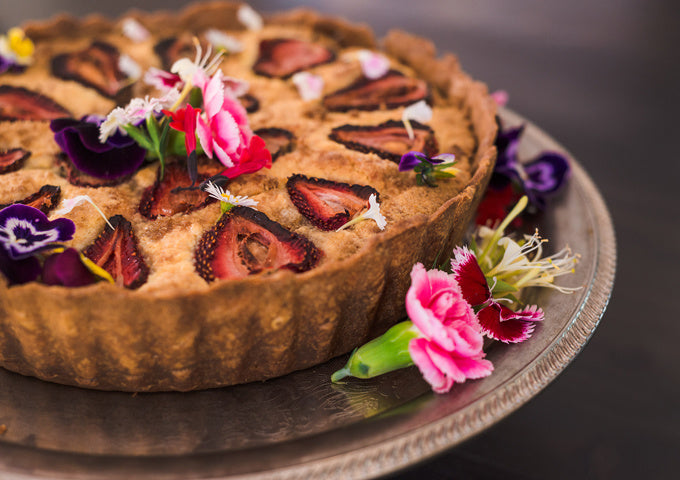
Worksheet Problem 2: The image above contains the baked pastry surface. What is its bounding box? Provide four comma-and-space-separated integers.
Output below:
0, 2, 497, 391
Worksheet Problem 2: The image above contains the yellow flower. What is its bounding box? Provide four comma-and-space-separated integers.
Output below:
7, 28, 34, 64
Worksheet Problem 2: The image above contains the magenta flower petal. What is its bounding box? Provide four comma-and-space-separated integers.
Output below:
478, 303, 536, 344
500, 304, 545, 323
451, 246, 492, 307
409, 337, 454, 393
42, 248, 96, 287
452, 355, 494, 380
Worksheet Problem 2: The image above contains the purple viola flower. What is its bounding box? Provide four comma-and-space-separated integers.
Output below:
42, 248, 96, 287
490, 123, 524, 190
0, 247, 41, 285
50, 115, 146, 179
398, 151, 451, 171
399, 151, 458, 187
0, 204, 75, 260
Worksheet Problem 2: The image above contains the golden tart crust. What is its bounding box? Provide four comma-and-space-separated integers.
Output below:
0, 2, 497, 391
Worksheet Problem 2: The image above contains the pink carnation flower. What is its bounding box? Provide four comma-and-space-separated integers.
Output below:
406, 263, 493, 393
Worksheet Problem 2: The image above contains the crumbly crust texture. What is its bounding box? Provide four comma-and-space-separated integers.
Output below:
0, 2, 497, 391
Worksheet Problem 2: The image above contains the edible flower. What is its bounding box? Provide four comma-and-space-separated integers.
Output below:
53, 195, 114, 230
121, 18, 150, 43
402, 100, 433, 140
357, 50, 390, 79
237, 4, 264, 31
399, 151, 458, 187
0, 28, 34, 74
41, 248, 97, 287
165, 104, 201, 184
51, 116, 146, 180
335, 194, 386, 231
205, 29, 244, 54
291, 72, 324, 101
202, 180, 258, 213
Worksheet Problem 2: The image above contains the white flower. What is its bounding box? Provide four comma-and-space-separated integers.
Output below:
171, 39, 224, 85
99, 90, 179, 142
336, 194, 387, 231
402, 100, 433, 140
204, 29, 244, 53
53, 195, 113, 230
291, 72, 324, 101
357, 49, 390, 79
121, 18, 150, 43
202, 181, 258, 209
143, 66, 182, 92
237, 5, 263, 31
118, 54, 142, 81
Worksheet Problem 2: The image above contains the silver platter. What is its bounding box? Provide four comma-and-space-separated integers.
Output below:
0, 109, 616, 479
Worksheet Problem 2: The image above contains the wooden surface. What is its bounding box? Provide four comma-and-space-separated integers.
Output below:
2, 1, 679, 478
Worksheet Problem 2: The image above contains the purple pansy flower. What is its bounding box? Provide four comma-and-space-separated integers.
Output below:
50, 115, 146, 179
0, 247, 41, 285
491, 120, 570, 209
42, 248, 96, 287
399, 151, 452, 171
399, 151, 457, 187
0, 204, 75, 260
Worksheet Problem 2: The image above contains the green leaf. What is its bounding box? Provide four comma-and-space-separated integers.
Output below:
146, 115, 160, 147
122, 125, 154, 151
432, 170, 456, 179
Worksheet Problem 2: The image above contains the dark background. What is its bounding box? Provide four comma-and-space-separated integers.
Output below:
3, 1, 679, 478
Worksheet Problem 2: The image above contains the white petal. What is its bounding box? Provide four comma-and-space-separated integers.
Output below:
118, 54, 141, 80
121, 18, 150, 43
291, 72, 324, 101
205, 29, 244, 53
357, 50, 390, 79
237, 5, 263, 31
402, 100, 433, 124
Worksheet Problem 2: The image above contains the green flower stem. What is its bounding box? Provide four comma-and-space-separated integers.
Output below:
331, 321, 419, 382
477, 195, 528, 269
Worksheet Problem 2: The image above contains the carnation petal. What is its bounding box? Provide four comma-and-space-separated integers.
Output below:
478, 303, 536, 343
451, 246, 491, 306
409, 338, 453, 394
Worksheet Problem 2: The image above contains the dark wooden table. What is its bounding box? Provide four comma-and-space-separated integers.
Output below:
2, 1, 678, 478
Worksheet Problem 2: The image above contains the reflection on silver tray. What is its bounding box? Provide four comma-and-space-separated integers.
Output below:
0, 109, 616, 480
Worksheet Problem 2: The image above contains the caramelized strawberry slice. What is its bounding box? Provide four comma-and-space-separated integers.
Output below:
154, 35, 200, 70
254, 127, 295, 161
323, 70, 429, 112
195, 206, 321, 281
0, 185, 61, 214
139, 162, 215, 219
286, 174, 379, 231
329, 120, 438, 163
253, 38, 335, 79
51, 42, 132, 99
240, 93, 260, 113
55, 154, 132, 188
0, 85, 71, 121
83, 215, 149, 289
0, 148, 31, 173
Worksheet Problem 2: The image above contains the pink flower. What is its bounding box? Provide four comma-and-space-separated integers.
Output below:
451, 246, 544, 343
406, 263, 493, 393
195, 70, 252, 168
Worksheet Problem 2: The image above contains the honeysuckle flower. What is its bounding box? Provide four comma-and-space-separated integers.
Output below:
0, 28, 34, 74
52, 116, 146, 180
451, 245, 544, 343
291, 71, 324, 101
171, 40, 223, 85
237, 4, 263, 31
336, 194, 386, 231
399, 151, 457, 187
202, 180, 258, 213
121, 18, 150, 43
0, 204, 75, 260
53, 195, 114, 230
402, 100, 433, 140
205, 29, 244, 53
357, 49, 390, 79
118, 54, 142, 81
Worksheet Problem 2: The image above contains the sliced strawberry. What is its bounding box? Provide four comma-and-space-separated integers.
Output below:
55, 154, 132, 188
0, 185, 61, 214
51, 42, 132, 100
323, 70, 429, 112
253, 38, 335, 79
286, 174, 379, 231
0, 148, 31, 173
138, 162, 215, 219
329, 120, 438, 163
0, 85, 71, 121
254, 127, 295, 161
82, 215, 149, 289
195, 206, 322, 281
240, 93, 260, 113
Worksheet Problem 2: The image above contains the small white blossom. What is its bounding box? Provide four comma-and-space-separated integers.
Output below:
205, 29, 244, 53
291, 72, 324, 101
402, 100, 433, 140
121, 18, 150, 43
118, 54, 142, 81
53, 195, 113, 230
357, 49, 390, 79
99, 90, 179, 142
336, 194, 386, 232
202, 181, 258, 208
237, 5, 263, 31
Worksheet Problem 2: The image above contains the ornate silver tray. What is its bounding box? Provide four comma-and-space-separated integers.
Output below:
0, 109, 616, 479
